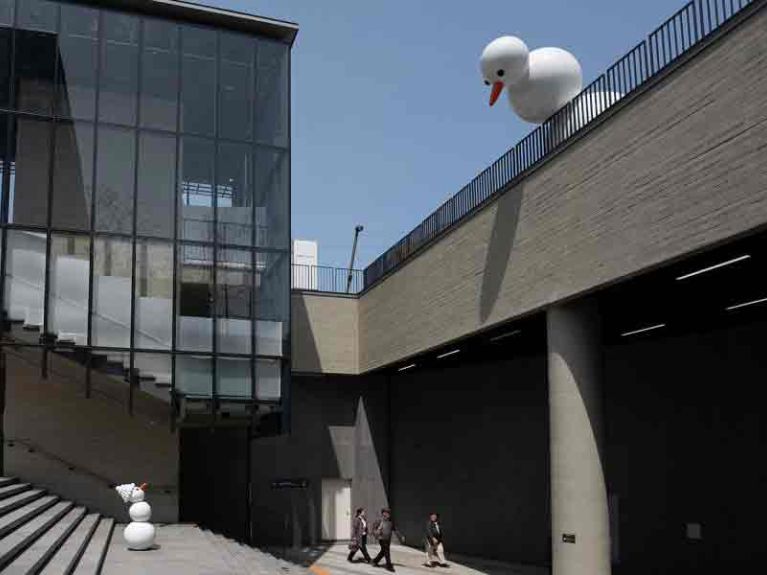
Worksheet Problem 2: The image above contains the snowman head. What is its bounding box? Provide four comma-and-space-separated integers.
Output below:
480, 36, 530, 106
115, 482, 148, 504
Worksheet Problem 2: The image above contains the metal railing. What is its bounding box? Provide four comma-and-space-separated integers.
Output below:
291, 264, 363, 294
363, 0, 760, 290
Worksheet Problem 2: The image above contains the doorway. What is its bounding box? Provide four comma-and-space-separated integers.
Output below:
321, 478, 351, 541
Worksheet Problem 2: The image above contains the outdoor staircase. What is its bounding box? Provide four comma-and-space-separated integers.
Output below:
0, 476, 114, 574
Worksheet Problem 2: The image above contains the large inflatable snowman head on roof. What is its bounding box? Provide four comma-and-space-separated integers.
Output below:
480, 35, 583, 124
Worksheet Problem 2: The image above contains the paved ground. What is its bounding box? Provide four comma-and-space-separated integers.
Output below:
290, 543, 548, 575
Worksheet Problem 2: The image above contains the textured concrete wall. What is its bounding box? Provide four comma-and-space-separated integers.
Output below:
358, 7, 767, 372
250, 374, 389, 546
3, 347, 179, 522
292, 293, 358, 374
389, 352, 550, 564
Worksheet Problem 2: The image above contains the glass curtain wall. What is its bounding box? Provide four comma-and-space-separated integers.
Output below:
0, 0, 290, 418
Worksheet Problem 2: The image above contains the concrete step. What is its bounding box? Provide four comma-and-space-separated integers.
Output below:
2, 505, 86, 574
0, 499, 73, 570
201, 529, 245, 573
0, 483, 32, 501
0, 489, 46, 519
40, 512, 100, 575
0, 477, 19, 489
72, 517, 114, 575
0, 492, 53, 536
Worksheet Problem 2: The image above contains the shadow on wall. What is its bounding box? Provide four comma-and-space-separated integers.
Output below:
291, 294, 322, 373
479, 184, 524, 324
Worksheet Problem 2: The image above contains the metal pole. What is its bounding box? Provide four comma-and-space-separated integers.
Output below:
346, 225, 363, 293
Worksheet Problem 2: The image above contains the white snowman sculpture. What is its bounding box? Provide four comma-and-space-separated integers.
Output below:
115, 482, 156, 550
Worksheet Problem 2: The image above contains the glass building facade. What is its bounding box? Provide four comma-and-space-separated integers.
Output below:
0, 0, 291, 424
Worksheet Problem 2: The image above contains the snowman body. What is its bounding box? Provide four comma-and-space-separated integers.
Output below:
115, 483, 156, 550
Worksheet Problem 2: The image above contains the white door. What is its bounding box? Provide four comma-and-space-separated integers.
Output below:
321, 479, 352, 541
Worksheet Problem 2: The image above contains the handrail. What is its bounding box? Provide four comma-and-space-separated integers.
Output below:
4, 437, 177, 493
291, 263, 363, 294
363, 0, 762, 290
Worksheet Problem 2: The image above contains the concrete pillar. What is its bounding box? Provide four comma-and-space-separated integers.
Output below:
547, 300, 610, 575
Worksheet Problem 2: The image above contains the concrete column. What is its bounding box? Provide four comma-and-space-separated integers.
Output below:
547, 300, 610, 575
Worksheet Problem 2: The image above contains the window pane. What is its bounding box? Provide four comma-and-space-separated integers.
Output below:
254, 146, 288, 249
92, 236, 133, 348
217, 248, 252, 354
99, 12, 139, 126
14, 28, 57, 114
3, 230, 46, 343
177, 243, 213, 352
0, 113, 7, 217
8, 117, 51, 227
179, 137, 214, 242
218, 357, 251, 398
48, 233, 90, 345
255, 251, 288, 357
137, 132, 175, 238
217, 142, 252, 246
135, 240, 173, 350
255, 358, 281, 401
95, 126, 134, 233
17, 0, 57, 32
52, 121, 93, 231
176, 355, 212, 397
91, 350, 129, 405
219, 33, 253, 141
141, 18, 179, 131
0, 0, 13, 27
255, 40, 288, 147
135, 352, 172, 401
181, 26, 216, 136
57, 4, 99, 119
0, 28, 11, 108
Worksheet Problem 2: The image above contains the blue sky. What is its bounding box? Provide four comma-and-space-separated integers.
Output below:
208, 0, 680, 268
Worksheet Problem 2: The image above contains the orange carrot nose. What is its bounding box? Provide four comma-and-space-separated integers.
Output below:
139, 482, 149, 491
489, 81, 504, 106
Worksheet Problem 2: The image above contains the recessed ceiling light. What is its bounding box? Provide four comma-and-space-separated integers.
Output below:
490, 329, 521, 342
675, 255, 750, 281
437, 349, 460, 359
725, 297, 767, 312
397, 363, 416, 372
620, 323, 666, 337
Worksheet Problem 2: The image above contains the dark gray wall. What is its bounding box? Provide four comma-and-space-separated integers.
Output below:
389, 353, 550, 565
604, 320, 767, 574
250, 374, 389, 546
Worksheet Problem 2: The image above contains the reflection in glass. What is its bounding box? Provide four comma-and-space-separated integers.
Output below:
181, 26, 216, 136
8, 117, 51, 227
16, 0, 57, 32
0, 114, 6, 212
137, 132, 175, 237
14, 27, 57, 114
53, 121, 93, 230
0, 0, 13, 27
141, 18, 179, 131
219, 33, 253, 141
218, 357, 252, 398
135, 352, 172, 402
48, 234, 90, 345
254, 146, 289, 249
176, 355, 212, 397
256, 358, 281, 400
95, 126, 134, 233
0, 28, 11, 109
135, 240, 173, 350
217, 248, 252, 354
255, 40, 289, 147
99, 12, 139, 126
255, 251, 288, 356
91, 350, 129, 405
92, 236, 133, 348
3, 230, 47, 341
217, 142, 252, 246
57, 4, 99, 119
177, 243, 213, 352
179, 136, 214, 242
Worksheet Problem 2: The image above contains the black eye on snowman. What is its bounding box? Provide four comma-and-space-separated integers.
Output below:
484, 80, 490, 86
497, 69, 505, 77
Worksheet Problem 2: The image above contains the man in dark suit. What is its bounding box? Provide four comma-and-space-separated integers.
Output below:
424, 512, 448, 568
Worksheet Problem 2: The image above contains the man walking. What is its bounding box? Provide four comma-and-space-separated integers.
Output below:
372, 508, 404, 572
347, 508, 372, 563
424, 512, 448, 568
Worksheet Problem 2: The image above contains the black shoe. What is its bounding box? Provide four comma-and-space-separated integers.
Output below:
439, 564, 450, 568
386, 568, 395, 573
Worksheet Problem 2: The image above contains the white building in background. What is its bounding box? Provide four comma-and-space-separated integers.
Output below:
292, 240, 318, 290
